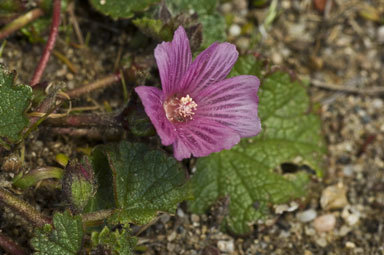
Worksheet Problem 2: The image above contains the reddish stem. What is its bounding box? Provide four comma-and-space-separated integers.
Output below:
66, 72, 121, 98
0, 232, 28, 255
30, 0, 61, 87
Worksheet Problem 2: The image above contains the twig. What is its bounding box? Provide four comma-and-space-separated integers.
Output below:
67, 1, 84, 45
0, 232, 28, 255
52, 50, 78, 73
30, 0, 61, 86
44, 113, 121, 128
311, 79, 384, 95
66, 72, 122, 98
0, 188, 51, 227
24, 94, 65, 139
47, 127, 122, 140
0, 8, 44, 40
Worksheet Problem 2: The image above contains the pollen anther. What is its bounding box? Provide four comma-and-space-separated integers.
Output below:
164, 94, 197, 122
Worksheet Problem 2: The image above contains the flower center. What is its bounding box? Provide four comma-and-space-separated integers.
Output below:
164, 94, 197, 122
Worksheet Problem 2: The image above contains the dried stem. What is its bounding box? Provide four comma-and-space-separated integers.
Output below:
48, 127, 123, 140
24, 96, 64, 139
66, 72, 121, 98
45, 113, 121, 128
0, 188, 51, 227
30, 0, 61, 86
0, 8, 44, 40
52, 50, 78, 73
0, 232, 28, 255
67, 1, 84, 45
311, 79, 384, 95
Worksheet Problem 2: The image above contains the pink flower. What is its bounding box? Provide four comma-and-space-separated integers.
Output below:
135, 26, 261, 160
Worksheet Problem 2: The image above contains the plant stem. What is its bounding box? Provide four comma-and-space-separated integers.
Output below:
0, 188, 51, 227
311, 79, 384, 95
52, 50, 78, 73
0, 8, 44, 40
48, 127, 123, 140
66, 72, 121, 98
0, 232, 28, 255
13, 167, 64, 190
45, 113, 121, 128
24, 96, 64, 139
30, 0, 61, 87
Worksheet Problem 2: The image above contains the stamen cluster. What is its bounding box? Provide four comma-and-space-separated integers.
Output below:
164, 95, 197, 122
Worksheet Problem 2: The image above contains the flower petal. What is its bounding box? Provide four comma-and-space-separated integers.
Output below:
154, 26, 192, 97
180, 42, 238, 97
135, 86, 175, 145
173, 119, 241, 160
196, 75, 261, 137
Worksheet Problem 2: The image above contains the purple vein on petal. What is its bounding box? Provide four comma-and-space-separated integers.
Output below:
180, 42, 239, 97
154, 26, 192, 97
196, 75, 261, 138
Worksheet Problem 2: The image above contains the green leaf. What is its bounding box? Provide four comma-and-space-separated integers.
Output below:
0, 65, 32, 144
31, 211, 83, 255
166, 0, 217, 15
20, 18, 51, 43
189, 56, 326, 234
229, 54, 263, 78
89, 0, 160, 19
88, 141, 192, 225
91, 227, 137, 255
165, 0, 225, 48
199, 13, 226, 48
132, 17, 172, 42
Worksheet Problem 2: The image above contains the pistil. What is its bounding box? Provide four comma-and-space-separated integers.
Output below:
164, 94, 197, 122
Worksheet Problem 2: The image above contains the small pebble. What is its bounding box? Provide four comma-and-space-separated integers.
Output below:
274, 201, 298, 214
297, 209, 317, 222
315, 237, 328, 247
167, 231, 177, 242
229, 24, 241, 37
320, 183, 348, 210
342, 165, 354, 177
237, 37, 250, 51
233, 0, 247, 10
345, 241, 356, 249
341, 205, 360, 226
377, 26, 384, 43
220, 2, 232, 13
304, 226, 316, 236
177, 208, 185, 218
159, 214, 170, 224
191, 214, 200, 226
313, 214, 336, 233
372, 98, 383, 109
304, 250, 313, 255
339, 225, 352, 236
217, 240, 235, 253
272, 52, 283, 64
167, 243, 176, 252
66, 73, 74, 80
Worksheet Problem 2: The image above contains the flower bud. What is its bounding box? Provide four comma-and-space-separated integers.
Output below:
62, 156, 96, 213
